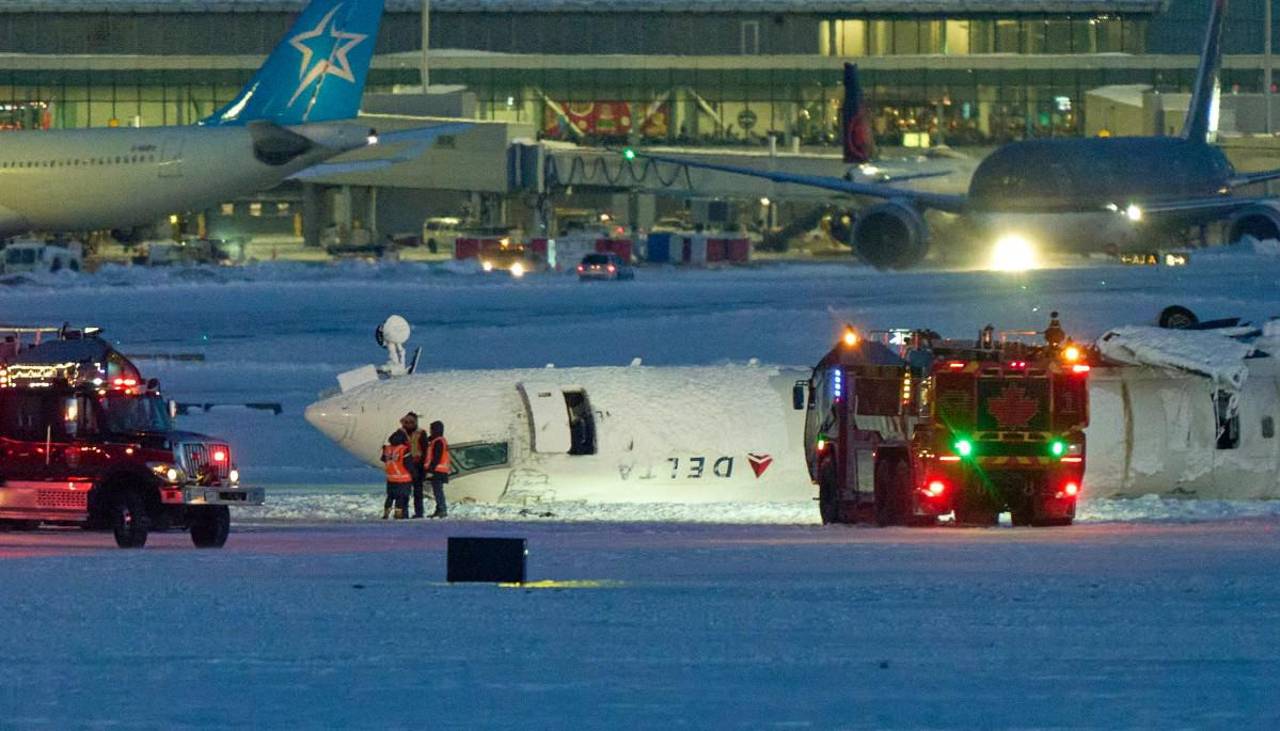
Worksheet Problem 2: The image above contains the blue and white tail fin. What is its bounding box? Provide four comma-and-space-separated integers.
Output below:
841, 63, 874, 164
202, 0, 385, 126
1181, 0, 1228, 143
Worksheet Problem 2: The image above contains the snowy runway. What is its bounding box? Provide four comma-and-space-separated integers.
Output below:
1, 518, 1278, 727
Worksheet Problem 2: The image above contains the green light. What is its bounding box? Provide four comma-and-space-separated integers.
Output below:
1050, 439, 1066, 457
954, 439, 973, 458
622, 147, 637, 161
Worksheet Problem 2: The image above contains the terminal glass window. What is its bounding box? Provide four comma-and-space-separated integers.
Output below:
945, 20, 970, 54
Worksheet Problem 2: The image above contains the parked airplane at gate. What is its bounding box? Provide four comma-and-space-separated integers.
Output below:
0, 0, 463, 237
306, 314, 1280, 506
636, 0, 1280, 269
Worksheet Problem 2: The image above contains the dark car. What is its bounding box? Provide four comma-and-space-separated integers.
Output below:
577, 253, 634, 281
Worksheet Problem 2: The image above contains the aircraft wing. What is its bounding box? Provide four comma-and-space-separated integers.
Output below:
290, 122, 473, 181
1228, 168, 1280, 188
1136, 195, 1273, 219
635, 152, 969, 214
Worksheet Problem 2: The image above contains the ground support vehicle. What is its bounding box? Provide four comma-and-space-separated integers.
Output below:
0, 326, 263, 548
800, 324, 1090, 527
577, 252, 635, 281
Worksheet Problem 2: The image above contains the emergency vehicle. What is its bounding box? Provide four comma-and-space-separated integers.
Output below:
800, 322, 1090, 526
0, 325, 263, 547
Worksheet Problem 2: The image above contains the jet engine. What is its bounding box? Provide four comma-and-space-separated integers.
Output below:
850, 200, 929, 269
1226, 201, 1280, 244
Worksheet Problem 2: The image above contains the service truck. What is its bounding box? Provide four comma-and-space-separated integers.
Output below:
0, 325, 263, 547
799, 322, 1090, 526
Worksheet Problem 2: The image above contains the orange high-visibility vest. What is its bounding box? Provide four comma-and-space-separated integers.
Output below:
428, 436, 451, 474
384, 444, 412, 483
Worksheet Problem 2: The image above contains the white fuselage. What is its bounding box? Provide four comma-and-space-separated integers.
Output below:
308, 359, 1280, 504
305, 365, 812, 505
0, 123, 366, 235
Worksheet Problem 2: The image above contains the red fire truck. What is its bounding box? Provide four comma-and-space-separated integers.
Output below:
0, 325, 263, 547
800, 323, 1090, 527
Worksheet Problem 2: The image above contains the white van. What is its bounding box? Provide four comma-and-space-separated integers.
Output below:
1, 240, 83, 275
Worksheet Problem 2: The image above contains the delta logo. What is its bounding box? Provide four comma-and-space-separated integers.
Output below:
747, 453, 773, 478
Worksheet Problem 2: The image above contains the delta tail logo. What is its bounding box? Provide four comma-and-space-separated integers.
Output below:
287, 4, 368, 107
747, 453, 773, 478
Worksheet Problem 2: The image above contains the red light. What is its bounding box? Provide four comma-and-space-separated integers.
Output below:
1072, 364, 1091, 374
607, 265, 616, 273
577, 265, 584, 272
1008, 360, 1027, 369
212, 450, 227, 463
947, 361, 965, 369
1063, 481, 1080, 497
926, 480, 946, 497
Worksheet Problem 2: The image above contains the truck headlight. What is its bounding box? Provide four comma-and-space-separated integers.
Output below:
147, 462, 186, 484
229, 469, 240, 484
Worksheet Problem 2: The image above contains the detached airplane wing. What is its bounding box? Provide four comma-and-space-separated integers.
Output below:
635, 151, 969, 214
290, 122, 473, 180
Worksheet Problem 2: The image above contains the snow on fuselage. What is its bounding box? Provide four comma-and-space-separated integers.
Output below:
304, 365, 812, 504
1084, 359, 1280, 500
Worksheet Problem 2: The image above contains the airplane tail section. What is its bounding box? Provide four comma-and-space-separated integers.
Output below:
841, 63, 875, 164
1181, 0, 1228, 143
203, 0, 385, 126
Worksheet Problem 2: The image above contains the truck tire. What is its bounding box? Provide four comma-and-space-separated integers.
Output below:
874, 458, 902, 527
190, 506, 231, 548
112, 488, 149, 549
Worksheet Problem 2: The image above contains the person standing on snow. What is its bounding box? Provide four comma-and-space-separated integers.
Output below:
395, 412, 430, 518
381, 428, 414, 520
424, 420, 451, 518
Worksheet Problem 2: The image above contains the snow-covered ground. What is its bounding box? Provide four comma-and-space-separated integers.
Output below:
2, 519, 1279, 727
3, 248, 1280, 519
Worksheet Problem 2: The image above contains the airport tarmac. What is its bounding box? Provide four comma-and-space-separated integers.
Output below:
0, 518, 1277, 727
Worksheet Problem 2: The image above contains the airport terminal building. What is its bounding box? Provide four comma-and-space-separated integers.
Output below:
0, 0, 1273, 147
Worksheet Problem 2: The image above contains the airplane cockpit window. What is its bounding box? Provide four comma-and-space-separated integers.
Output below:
1262, 416, 1275, 440
1214, 390, 1240, 450
449, 442, 510, 476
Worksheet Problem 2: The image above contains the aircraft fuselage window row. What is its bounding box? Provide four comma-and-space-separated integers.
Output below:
0, 154, 158, 169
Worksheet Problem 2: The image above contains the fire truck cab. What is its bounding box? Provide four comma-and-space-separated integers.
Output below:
0, 326, 264, 548
800, 328, 950, 526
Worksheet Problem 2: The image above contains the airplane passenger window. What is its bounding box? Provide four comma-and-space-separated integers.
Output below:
1262, 416, 1274, 439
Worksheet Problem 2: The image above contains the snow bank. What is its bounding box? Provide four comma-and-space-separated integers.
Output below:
1096, 325, 1256, 389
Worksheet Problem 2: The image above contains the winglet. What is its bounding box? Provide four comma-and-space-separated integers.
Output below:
203, 0, 386, 127
842, 63, 875, 164
1182, 0, 1228, 143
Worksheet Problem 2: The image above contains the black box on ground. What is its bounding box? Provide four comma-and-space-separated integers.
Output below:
447, 537, 527, 584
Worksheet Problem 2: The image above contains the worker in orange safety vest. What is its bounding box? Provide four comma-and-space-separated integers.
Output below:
381, 431, 414, 520
424, 420, 451, 518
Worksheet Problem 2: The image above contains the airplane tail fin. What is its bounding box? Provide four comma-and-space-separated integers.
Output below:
203, 0, 385, 126
1181, 0, 1228, 142
841, 63, 875, 164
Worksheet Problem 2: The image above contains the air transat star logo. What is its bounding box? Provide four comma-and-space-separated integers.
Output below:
747, 453, 773, 478
986, 385, 1041, 428
287, 4, 367, 107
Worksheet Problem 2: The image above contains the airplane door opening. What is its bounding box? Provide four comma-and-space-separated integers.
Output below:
517, 383, 596, 455
563, 389, 596, 456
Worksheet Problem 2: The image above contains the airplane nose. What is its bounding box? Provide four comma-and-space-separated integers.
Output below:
304, 400, 355, 444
